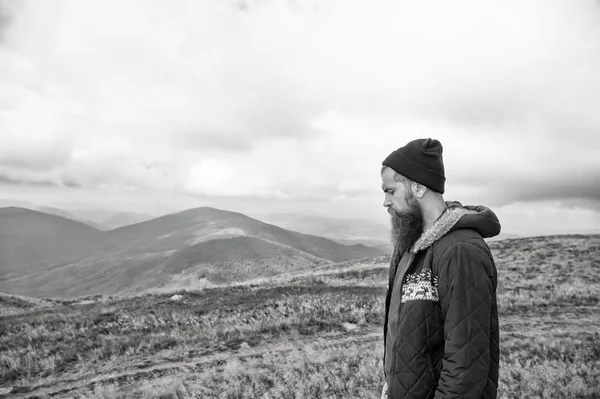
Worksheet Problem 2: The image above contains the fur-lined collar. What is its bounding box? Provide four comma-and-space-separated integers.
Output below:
409, 206, 477, 253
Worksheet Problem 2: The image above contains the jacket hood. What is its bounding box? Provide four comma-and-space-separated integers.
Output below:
410, 201, 501, 253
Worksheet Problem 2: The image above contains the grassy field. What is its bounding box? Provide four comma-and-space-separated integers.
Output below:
1, 234, 599, 398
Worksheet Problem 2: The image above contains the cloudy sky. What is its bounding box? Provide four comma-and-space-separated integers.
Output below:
1, 0, 599, 236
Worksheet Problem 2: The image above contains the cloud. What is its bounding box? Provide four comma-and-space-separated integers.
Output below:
493, 200, 600, 236
0, 0, 599, 212
0, 136, 72, 171
0, 170, 80, 187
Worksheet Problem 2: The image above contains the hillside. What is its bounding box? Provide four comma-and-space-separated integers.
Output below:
0, 234, 597, 398
95, 207, 382, 262
0, 207, 103, 278
5, 236, 333, 298
0, 207, 383, 298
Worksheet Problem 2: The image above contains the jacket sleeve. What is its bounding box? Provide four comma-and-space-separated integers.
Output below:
434, 242, 493, 399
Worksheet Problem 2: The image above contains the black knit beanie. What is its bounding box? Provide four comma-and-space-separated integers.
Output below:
382, 138, 446, 194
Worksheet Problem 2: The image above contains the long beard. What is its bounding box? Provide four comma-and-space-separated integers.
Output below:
389, 200, 424, 255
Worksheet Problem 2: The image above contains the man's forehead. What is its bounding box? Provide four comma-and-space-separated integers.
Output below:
381, 167, 397, 183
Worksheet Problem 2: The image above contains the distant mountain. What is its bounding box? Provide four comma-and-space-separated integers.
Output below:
35, 206, 107, 230
103, 207, 382, 262
0, 206, 383, 298
99, 211, 156, 230
373, 242, 394, 254
49, 209, 158, 230
0, 207, 103, 278
485, 233, 522, 242
0, 204, 157, 231
256, 213, 391, 252
0, 199, 36, 208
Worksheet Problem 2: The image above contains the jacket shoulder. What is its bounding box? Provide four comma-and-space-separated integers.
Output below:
432, 228, 492, 264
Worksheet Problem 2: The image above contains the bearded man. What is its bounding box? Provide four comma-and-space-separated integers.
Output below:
380, 138, 500, 399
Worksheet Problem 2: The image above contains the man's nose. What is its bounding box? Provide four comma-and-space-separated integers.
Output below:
383, 198, 391, 208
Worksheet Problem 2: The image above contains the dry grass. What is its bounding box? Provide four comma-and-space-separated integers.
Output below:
79, 339, 383, 399
1, 234, 598, 398
1, 286, 384, 391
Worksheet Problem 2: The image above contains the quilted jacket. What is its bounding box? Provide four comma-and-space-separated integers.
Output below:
383, 201, 501, 399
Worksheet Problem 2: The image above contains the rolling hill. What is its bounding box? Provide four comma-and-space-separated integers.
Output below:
35, 206, 107, 230
34, 207, 157, 231
0, 206, 383, 298
0, 207, 104, 279
94, 207, 382, 263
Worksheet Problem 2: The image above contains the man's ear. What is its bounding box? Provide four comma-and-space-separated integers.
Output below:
412, 182, 427, 199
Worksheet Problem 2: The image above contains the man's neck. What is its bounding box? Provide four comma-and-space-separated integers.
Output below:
421, 200, 448, 231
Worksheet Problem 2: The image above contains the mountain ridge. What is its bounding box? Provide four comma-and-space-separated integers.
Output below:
0, 206, 383, 298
